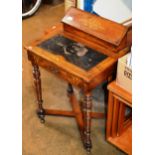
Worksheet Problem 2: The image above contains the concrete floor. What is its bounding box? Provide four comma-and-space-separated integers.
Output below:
22, 2, 126, 155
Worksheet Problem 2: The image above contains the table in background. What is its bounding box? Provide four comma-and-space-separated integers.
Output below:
106, 81, 132, 155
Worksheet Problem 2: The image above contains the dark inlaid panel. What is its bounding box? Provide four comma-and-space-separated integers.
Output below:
38, 35, 107, 70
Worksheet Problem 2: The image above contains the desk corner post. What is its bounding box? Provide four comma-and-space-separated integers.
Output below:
83, 91, 92, 153
32, 62, 45, 123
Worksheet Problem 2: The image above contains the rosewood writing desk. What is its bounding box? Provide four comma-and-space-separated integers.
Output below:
25, 7, 130, 153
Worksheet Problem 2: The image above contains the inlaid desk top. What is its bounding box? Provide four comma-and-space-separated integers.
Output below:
25, 24, 125, 91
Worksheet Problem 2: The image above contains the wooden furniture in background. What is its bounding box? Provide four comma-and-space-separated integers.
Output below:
25, 7, 131, 153
106, 81, 132, 155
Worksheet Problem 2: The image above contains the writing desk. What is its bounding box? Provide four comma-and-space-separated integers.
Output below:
25, 7, 130, 153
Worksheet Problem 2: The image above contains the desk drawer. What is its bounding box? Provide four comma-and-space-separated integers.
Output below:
29, 53, 86, 89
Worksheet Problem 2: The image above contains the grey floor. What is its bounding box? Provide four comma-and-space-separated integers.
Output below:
22, 2, 126, 155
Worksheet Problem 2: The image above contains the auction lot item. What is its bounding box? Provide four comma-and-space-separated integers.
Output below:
25, 7, 130, 153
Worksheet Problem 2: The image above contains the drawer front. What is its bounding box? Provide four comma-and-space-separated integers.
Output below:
31, 54, 87, 89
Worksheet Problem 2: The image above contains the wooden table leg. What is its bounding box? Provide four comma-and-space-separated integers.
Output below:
67, 83, 84, 137
83, 91, 92, 153
103, 73, 116, 103
32, 63, 45, 123
106, 92, 114, 139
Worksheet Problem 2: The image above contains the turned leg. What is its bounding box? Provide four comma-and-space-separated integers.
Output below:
67, 83, 84, 138
32, 64, 45, 123
103, 74, 115, 103
83, 91, 92, 153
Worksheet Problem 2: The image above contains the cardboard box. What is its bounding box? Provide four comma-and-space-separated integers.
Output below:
116, 53, 132, 93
